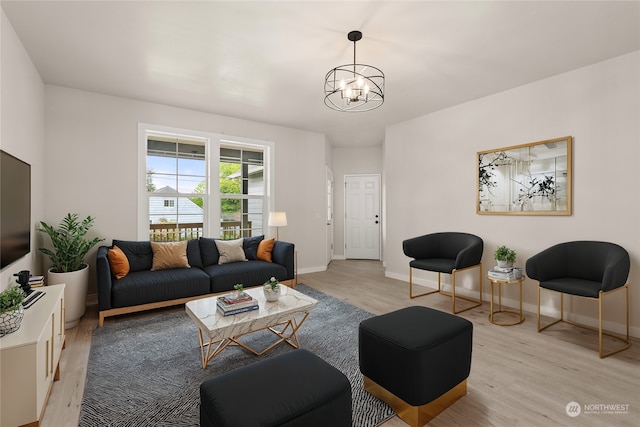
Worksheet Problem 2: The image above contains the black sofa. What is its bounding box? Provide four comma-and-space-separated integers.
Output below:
96, 237, 295, 326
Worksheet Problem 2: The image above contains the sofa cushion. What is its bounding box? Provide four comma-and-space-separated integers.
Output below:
108, 245, 130, 279
215, 238, 248, 264
199, 237, 220, 267
257, 238, 275, 262
203, 260, 288, 293
113, 240, 153, 272
243, 235, 264, 260
111, 268, 210, 308
187, 239, 203, 268
150, 241, 191, 271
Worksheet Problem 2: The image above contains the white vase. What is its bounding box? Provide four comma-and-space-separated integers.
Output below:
263, 286, 281, 302
496, 260, 513, 268
48, 263, 89, 329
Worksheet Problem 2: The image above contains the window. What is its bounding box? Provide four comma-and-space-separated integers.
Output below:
219, 143, 265, 238
146, 135, 206, 241
140, 125, 273, 242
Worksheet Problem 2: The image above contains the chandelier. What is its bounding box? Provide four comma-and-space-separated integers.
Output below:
324, 30, 385, 112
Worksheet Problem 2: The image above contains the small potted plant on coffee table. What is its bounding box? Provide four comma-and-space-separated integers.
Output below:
494, 245, 516, 268
263, 277, 281, 302
232, 284, 244, 300
0, 285, 26, 336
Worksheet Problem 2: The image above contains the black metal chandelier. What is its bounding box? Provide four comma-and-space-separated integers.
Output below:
324, 30, 385, 112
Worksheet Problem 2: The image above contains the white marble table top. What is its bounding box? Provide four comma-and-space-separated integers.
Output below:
185, 285, 317, 341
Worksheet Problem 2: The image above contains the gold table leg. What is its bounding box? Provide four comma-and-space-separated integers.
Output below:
196, 312, 311, 368
488, 277, 524, 326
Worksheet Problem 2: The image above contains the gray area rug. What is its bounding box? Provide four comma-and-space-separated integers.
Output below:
79, 284, 394, 426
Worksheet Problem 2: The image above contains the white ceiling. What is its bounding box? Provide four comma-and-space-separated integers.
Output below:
3, 1, 639, 147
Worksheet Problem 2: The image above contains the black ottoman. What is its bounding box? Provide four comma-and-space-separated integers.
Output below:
200, 349, 351, 427
359, 306, 473, 427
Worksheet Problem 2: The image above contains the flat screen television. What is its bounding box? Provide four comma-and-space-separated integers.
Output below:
1, 150, 31, 269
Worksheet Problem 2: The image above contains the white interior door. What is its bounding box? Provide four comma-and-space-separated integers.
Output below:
345, 174, 381, 260
326, 167, 334, 266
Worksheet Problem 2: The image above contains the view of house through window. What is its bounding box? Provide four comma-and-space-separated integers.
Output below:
147, 136, 207, 241
145, 132, 267, 241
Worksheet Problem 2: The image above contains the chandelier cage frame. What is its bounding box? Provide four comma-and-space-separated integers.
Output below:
324, 30, 385, 112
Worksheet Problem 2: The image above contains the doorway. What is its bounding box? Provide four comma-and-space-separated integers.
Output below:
326, 167, 334, 266
344, 174, 381, 260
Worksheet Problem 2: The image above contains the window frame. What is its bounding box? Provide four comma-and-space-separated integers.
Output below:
138, 123, 274, 241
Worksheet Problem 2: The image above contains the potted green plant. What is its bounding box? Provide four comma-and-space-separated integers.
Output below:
232, 283, 244, 299
263, 277, 281, 302
494, 245, 516, 268
0, 285, 26, 336
38, 213, 104, 328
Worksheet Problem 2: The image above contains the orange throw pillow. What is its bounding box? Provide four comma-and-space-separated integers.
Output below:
108, 245, 130, 279
257, 238, 275, 262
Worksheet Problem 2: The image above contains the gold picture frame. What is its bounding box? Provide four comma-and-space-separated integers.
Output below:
477, 136, 572, 215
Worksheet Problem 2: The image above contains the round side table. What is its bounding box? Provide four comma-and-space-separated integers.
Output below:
487, 275, 525, 326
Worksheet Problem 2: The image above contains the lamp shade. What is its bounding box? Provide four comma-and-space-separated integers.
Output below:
268, 212, 287, 227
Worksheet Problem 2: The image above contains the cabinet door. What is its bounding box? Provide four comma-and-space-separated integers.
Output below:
52, 296, 65, 378
36, 315, 54, 414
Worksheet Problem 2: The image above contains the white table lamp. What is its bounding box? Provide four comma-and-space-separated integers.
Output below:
268, 212, 287, 240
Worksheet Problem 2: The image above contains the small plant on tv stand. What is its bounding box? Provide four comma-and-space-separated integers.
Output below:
0, 286, 25, 313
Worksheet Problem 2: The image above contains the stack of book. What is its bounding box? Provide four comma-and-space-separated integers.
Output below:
28, 275, 45, 288
488, 266, 522, 281
216, 292, 259, 316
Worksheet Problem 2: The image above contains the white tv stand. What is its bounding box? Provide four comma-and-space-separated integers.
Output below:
0, 284, 65, 427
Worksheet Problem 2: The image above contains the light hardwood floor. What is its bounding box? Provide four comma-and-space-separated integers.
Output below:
41, 260, 638, 427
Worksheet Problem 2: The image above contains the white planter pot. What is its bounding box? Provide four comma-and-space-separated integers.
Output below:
48, 264, 89, 329
496, 260, 513, 269
263, 286, 282, 302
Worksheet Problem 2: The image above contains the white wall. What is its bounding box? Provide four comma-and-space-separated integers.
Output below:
332, 146, 383, 259
44, 86, 329, 292
0, 11, 45, 290
384, 51, 640, 337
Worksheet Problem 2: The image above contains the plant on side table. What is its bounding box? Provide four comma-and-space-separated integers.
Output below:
263, 277, 281, 302
0, 285, 26, 336
38, 213, 104, 329
494, 245, 517, 268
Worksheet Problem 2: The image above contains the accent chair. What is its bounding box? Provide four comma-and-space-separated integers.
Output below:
525, 240, 631, 358
402, 232, 483, 314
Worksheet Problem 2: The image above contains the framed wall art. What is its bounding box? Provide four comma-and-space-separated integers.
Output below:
477, 136, 572, 215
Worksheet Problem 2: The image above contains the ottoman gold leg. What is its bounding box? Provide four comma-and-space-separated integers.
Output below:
364, 376, 467, 427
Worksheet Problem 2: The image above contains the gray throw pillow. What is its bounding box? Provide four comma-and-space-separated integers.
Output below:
214, 238, 248, 264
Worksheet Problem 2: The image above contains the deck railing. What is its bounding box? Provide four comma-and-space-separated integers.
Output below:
149, 221, 252, 241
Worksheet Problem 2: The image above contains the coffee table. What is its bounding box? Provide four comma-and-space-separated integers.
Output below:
185, 286, 317, 368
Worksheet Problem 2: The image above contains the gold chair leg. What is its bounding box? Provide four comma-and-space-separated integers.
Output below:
439, 264, 483, 314
410, 264, 483, 314
598, 285, 631, 358
537, 284, 631, 358
538, 286, 563, 332
409, 267, 440, 299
